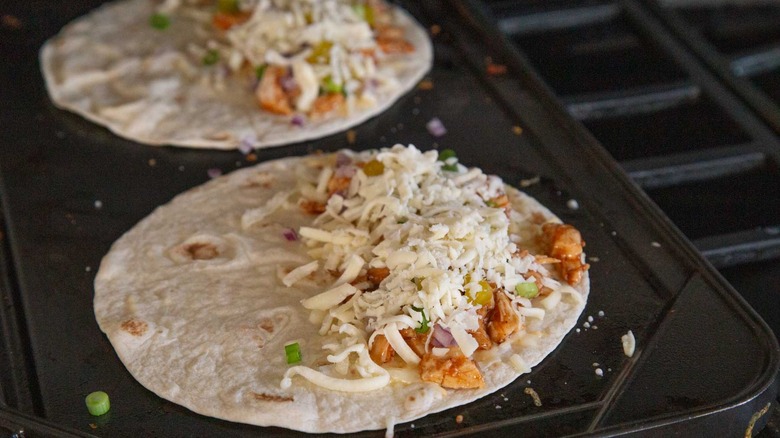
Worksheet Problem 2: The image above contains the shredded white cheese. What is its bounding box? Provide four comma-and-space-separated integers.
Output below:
163, 0, 409, 115
282, 260, 319, 287
300, 282, 359, 310
283, 145, 576, 392
509, 354, 531, 373
621, 330, 636, 357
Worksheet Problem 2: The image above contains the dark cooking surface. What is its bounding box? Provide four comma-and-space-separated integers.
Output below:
1, 0, 778, 437
480, 0, 780, 434
480, 0, 780, 336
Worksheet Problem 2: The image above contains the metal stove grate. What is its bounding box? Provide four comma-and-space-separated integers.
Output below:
480, 0, 780, 345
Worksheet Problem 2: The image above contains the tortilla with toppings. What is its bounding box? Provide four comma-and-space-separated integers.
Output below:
94, 145, 589, 433
40, 0, 432, 149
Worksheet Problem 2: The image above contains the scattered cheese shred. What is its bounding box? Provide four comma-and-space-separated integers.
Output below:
282, 260, 319, 287
509, 354, 531, 373
621, 330, 636, 357
384, 323, 421, 365
282, 366, 389, 392
300, 282, 359, 310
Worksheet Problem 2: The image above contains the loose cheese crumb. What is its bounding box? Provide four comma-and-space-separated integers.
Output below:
621, 330, 636, 357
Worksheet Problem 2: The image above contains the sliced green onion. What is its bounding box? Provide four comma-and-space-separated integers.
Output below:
217, 0, 240, 14
411, 305, 430, 333
149, 13, 170, 30
85, 391, 110, 416
352, 4, 367, 20
321, 76, 344, 95
438, 149, 456, 162
352, 4, 375, 26
255, 64, 267, 79
306, 41, 333, 64
202, 49, 220, 66
515, 282, 539, 299
285, 342, 302, 364
438, 149, 458, 171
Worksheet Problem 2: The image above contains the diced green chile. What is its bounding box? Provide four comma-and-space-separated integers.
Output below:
149, 13, 170, 30
203, 49, 220, 66
515, 282, 539, 298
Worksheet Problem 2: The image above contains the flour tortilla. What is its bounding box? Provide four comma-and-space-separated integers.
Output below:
40, 0, 432, 149
94, 153, 588, 433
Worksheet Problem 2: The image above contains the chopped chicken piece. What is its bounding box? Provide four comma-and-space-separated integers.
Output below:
369, 334, 394, 364
542, 223, 589, 285
487, 290, 520, 344
419, 348, 484, 389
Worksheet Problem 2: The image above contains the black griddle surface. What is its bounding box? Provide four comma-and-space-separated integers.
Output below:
0, 0, 778, 436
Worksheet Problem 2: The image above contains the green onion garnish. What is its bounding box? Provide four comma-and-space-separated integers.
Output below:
352, 4, 375, 26
438, 149, 458, 171
217, 0, 240, 13
149, 13, 170, 30
411, 305, 430, 333
85, 391, 110, 416
255, 64, 267, 79
285, 342, 302, 364
202, 49, 220, 66
321, 76, 343, 95
515, 282, 539, 298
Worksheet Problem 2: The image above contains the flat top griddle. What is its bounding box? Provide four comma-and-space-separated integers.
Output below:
0, 1, 777, 436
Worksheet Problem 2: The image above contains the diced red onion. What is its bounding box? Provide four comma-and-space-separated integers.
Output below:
334, 164, 357, 178
238, 136, 256, 154
426, 117, 447, 137
291, 114, 305, 127
282, 228, 298, 241
207, 168, 223, 179
280, 70, 297, 91
431, 324, 456, 348
364, 78, 379, 92
335, 152, 352, 167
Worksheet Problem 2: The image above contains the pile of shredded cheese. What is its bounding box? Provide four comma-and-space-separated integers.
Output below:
280, 145, 574, 392
163, 0, 402, 114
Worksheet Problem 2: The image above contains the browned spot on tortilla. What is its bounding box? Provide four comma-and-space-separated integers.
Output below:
241, 172, 275, 189
205, 132, 233, 141
121, 319, 148, 337
531, 212, 547, 225
185, 242, 219, 260
259, 319, 275, 334
300, 199, 326, 215
252, 392, 293, 403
